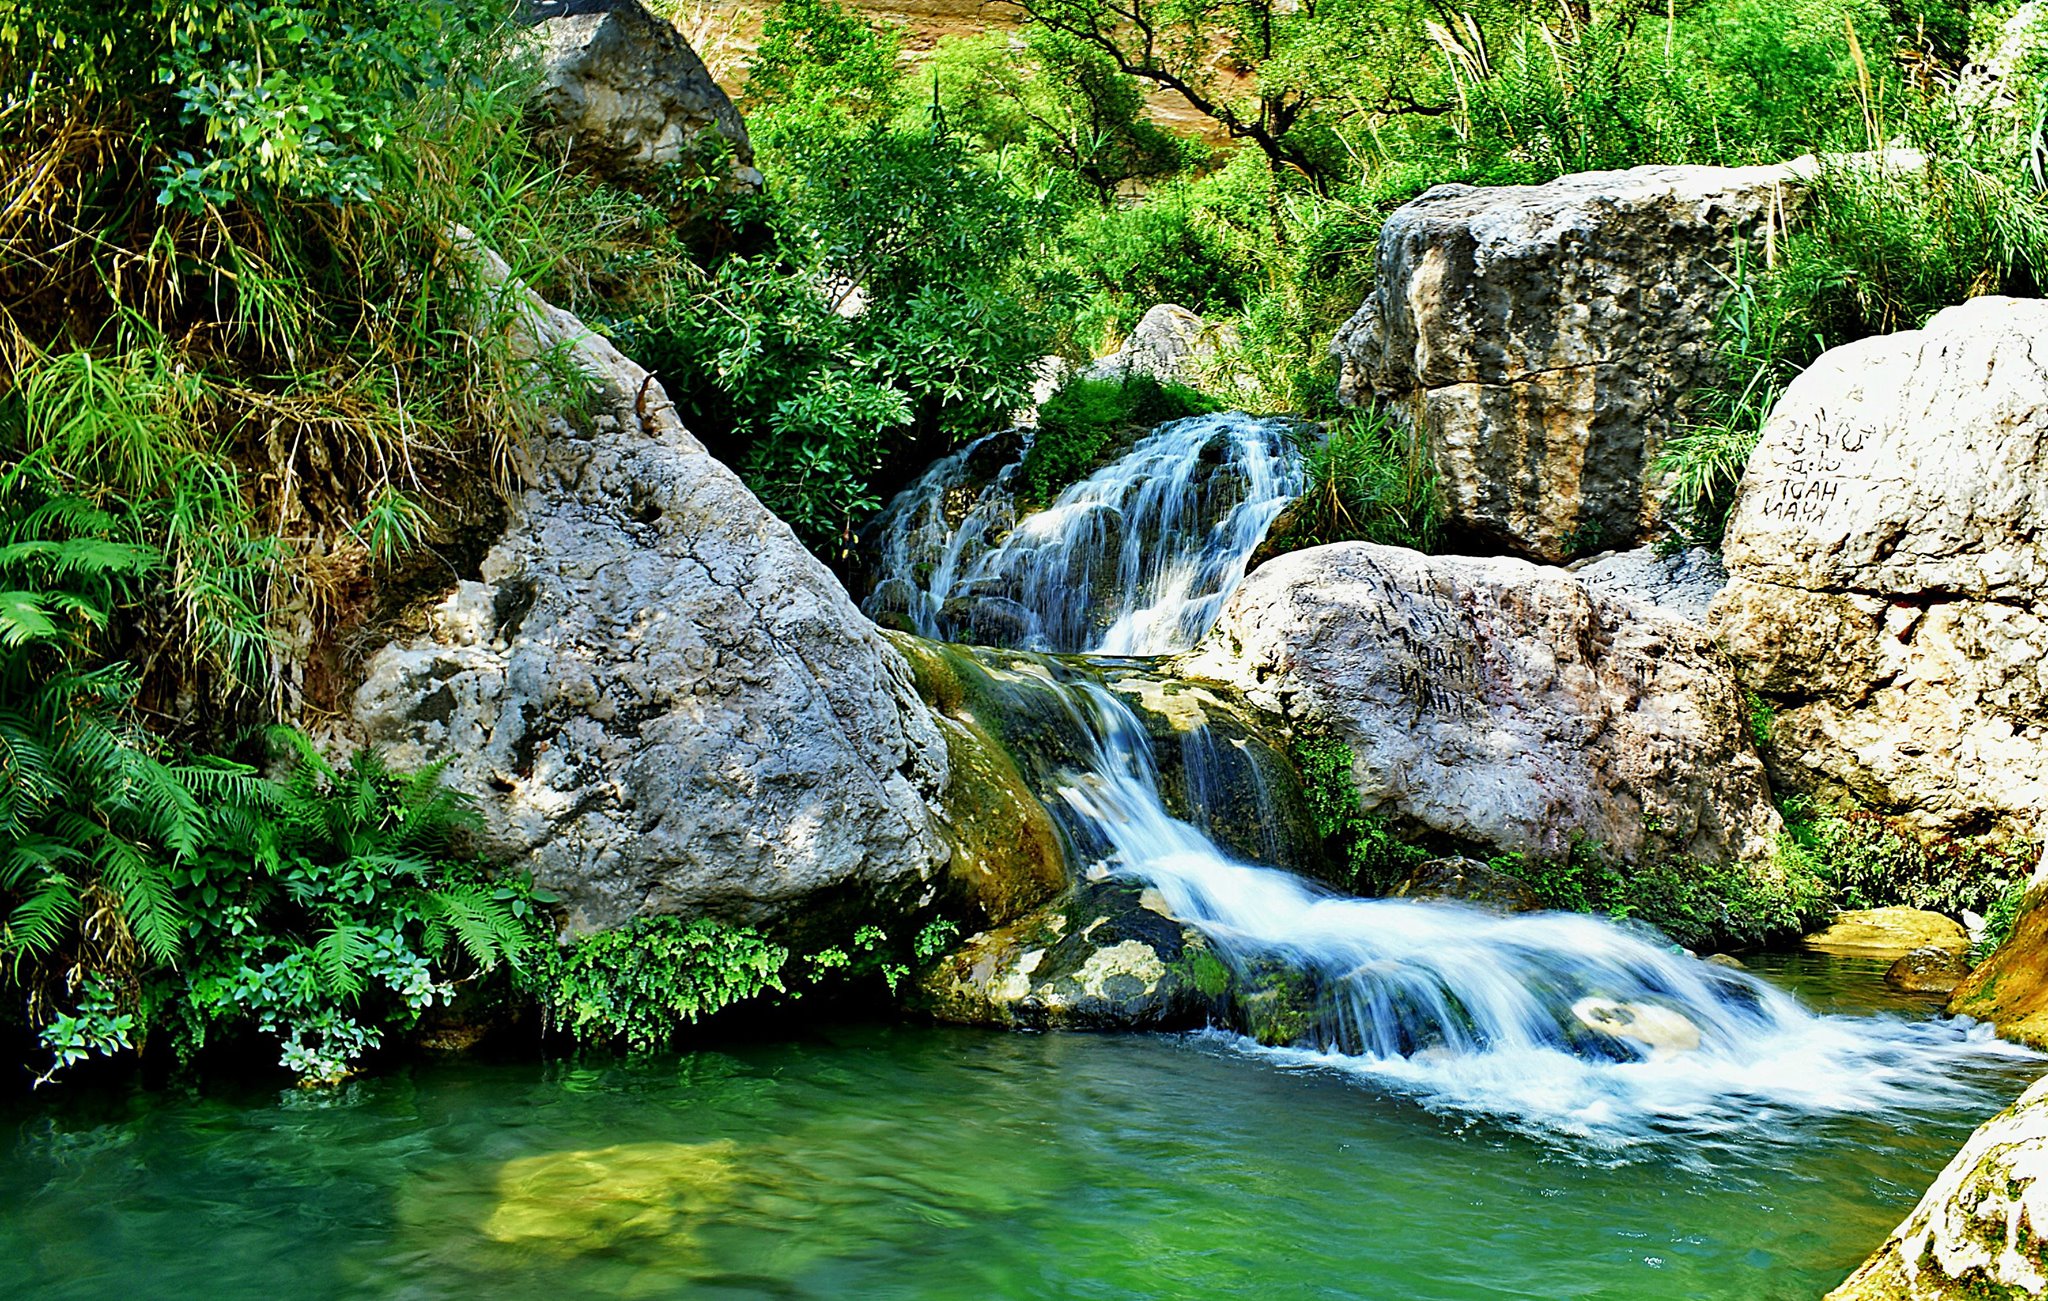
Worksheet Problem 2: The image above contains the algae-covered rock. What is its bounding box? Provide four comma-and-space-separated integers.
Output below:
1804, 908, 1970, 962
483, 1140, 738, 1250
916, 879, 1232, 1030
1828, 1072, 2048, 1299
1887, 947, 1974, 996
1949, 869, 2048, 1049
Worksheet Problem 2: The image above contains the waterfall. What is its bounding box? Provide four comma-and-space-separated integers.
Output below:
1011, 663, 2031, 1141
880, 412, 2029, 1142
863, 412, 1304, 654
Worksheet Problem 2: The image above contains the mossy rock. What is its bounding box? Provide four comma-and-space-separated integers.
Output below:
914, 879, 1233, 1031
1948, 883, 2048, 1048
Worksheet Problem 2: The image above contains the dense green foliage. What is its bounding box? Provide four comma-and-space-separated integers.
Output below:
1258, 408, 1443, 561
1491, 836, 1833, 953
1779, 798, 2040, 927
1019, 375, 1219, 504
1289, 732, 1429, 895
531, 916, 960, 1053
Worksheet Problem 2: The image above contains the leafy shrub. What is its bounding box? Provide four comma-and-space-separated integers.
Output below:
1288, 731, 1429, 895
1019, 375, 1220, 505
1780, 797, 2038, 919
1255, 406, 1442, 562
529, 915, 964, 1053
531, 917, 791, 1053
1492, 834, 1832, 951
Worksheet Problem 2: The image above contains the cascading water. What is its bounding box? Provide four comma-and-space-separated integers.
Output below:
996, 656, 2032, 1145
879, 409, 2032, 1145
863, 411, 1304, 654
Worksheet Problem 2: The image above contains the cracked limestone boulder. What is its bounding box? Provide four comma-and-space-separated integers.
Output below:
353, 242, 949, 935
1828, 1070, 2048, 1299
1333, 161, 1811, 561
523, 0, 760, 188
1181, 542, 1782, 868
1711, 296, 2048, 841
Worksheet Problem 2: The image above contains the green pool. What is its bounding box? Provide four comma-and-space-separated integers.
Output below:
0, 955, 2036, 1301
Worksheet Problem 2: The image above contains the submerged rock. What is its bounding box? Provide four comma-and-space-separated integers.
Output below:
1181, 542, 1781, 869
1828, 1072, 2048, 1299
1803, 908, 1971, 962
1569, 998, 1701, 1058
1712, 297, 2048, 843
523, 0, 760, 188
484, 1140, 738, 1249
353, 242, 950, 935
1334, 162, 1810, 561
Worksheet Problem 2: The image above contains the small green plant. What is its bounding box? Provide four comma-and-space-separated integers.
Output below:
1256, 406, 1442, 563
1019, 374, 1220, 506
1745, 690, 1776, 749
1288, 730, 1429, 895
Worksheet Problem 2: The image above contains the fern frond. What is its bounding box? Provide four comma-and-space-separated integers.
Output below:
311, 922, 374, 999
94, 835, 185, 964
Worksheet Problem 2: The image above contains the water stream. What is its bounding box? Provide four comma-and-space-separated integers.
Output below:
862, 411, 1303, 653
968, 650, 2033, 1148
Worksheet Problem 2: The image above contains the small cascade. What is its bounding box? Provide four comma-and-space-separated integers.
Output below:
966, 654, 2029, 1140
863, 412, 1304, 654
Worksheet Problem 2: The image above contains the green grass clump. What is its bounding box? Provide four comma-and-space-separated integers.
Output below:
1257, 406, 1442, 562
1019, 374, 1220, 506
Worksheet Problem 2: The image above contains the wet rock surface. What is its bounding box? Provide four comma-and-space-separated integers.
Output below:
1390, 857, 1543, 913
1829, 1071, 2048, 1299
1886, 947, 1974, 996
1712, 296, 2048, 842
914, 879, 1233, 1030
353, 244, 949, 935
1949, 866, 2048, 1049
1182, 541, 1782, 868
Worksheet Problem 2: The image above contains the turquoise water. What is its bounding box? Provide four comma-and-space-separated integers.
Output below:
0, 955, 2036, 1301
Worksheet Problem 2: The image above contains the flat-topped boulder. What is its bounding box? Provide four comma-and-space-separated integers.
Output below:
1802, 907, 1970, 961
1712, 296, 2048, 840
1181, 542, 1781, 868
1334, 161, 1808, 561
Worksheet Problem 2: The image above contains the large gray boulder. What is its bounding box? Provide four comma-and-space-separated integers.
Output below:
1181, 542, 1781, 867
523, 0, 760, 187
1334, 162, 1804, 561
1711, 296, 2048, 841
1083, 304, 1218, 384
1828, 1071, 2048, 1299
353, 242, 949, 934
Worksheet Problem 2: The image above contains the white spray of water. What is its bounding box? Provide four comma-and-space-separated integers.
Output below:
863, 412, 1303, 654
1036, 670, 2033, 1145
